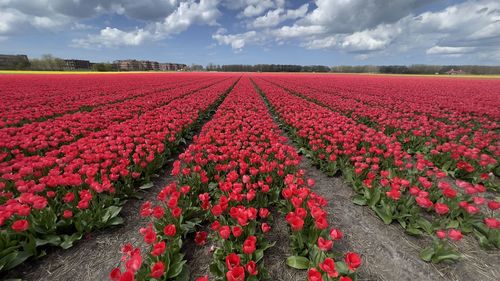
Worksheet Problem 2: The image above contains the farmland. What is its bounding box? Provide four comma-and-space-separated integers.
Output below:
0, 73, 499, 281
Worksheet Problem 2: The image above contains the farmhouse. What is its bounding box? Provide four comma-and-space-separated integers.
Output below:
0, 54, 30, 70
64, 59, 91, 70
445, 68, 465, 75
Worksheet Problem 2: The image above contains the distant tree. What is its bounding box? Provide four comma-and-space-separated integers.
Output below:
30, 54, 65, 71
189, 64, 204, 71
92, 63, 115, 72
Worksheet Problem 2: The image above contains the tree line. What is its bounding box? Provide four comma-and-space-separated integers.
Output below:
205, 64, 500, 74
4, 53, 500, 74
331, 64, 500, 75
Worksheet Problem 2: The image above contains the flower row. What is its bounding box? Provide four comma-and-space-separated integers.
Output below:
0, 76, 238, 272
253, 77, 499, 262
0, 73, 220, 127
261, 75, 499, 189
0, 76, 227, 160
111, 77, 359, 281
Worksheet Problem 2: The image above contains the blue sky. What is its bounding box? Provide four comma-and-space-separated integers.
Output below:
1, 0, 499, 65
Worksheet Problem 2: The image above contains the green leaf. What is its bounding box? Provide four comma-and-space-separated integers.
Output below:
432, 253, 461, 263
107, 216, 124, 226
60, 233, 82, 249
175, 264, 190, 281
167, 257, 186, 278
36, 235, 61, 247
335, 261, 349, 275
368, 188, 381, 207
447, 220, 459, 229
406, 227, 423, 236
473, 230, 492, 249
286, 256, 310, 270
352, 196, 367, 206
254, 249, 264, 263
374, 206, 393, 225
416, 218, 433, 234
139, 182, 154, 190
0, 252, 18, 271
419, 246, 435, 262
209, 263, 223, 276
3, 250, 31, 271
102, 206, 122, 223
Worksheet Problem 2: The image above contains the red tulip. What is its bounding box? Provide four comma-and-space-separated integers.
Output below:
243, 235, 257, 254
448, 229, 463, 241
11, 219, 29, 232
319, 257, 338, 277
226, 253, 240, 270
150, 261, 165, 278
163, 224, 176, 237
344, 252, 361, 271
245, 261, 258, 276
226, 266, 245, 281
307, 268, 323, 281
317, 237, 333, 251
195, 231, 207, 245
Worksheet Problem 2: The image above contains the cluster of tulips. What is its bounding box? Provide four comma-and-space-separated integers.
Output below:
0, 74, 214, 128
110, 78, 359, 281
0, 77, 227, 160
262, 75, 499, 190
253, 77, 499, 262
0, 75, 237, 272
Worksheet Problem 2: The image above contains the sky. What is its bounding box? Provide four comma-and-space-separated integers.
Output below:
0, 0, 499, 66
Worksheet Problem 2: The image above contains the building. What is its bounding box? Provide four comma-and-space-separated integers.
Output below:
140, 60, 153, 71
0, 54, 30, 70
114, 60, 144, 71
114, 60, 185, 71
159, 63, 187, 71
445, 69, 465, 75
152, 61, 160, 71
64, 59, 91, 70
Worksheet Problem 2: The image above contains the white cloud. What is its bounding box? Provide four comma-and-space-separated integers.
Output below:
223, 0, 285, 18
0, 9, 27, 34
302, 36, 336, 49
273, 24, 326, 39
340, 23, 402, 52
73, 0, 220, 48
299, 0, 436, 33
1, 0, 499, 62
72, 27, 152, 48
250, 4, 308, 29
426, 46, 476, 55
212, 29, 259, 51
214, 0, 500, 62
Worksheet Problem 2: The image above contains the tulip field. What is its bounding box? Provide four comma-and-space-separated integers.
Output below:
0, 73, 499, 281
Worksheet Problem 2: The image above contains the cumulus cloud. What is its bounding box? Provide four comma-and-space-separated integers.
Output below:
1, 0, 499, 62
249, 4, 309, 29
71, 27, 152, 48
215, 0, 500, 62
426, 46, 476, 55
0, 0, 215, 45
222, 0, 285, 18
212, 28, 261, 51
299, 0, 438, 33
72, 0, 220, 48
